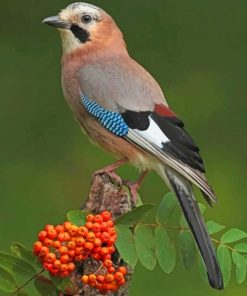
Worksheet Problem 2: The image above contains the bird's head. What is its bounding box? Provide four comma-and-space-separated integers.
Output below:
43, 2, 126, 55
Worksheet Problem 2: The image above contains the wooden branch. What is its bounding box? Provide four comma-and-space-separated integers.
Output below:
68, 173, 134, 296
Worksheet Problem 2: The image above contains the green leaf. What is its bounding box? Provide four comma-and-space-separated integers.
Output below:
134, 225, 156, 270
16, 291, 29, 296
156, 192, 177, 225
179, 214, 188, 228
116, 204, 154, 227
221, 228, 247, 244
0, 252, 37, 284
11, 243, 41, 270
206, 220, 226, 235
235, 243, 247, 253
66, 210, 87, 226
50, 276, 73, 294
155, 227, 176, 273
178, 231, 196, 269
198, 255, 208, 283
198, 203, 206, 214
232, 250, 247, 284
0, 267, 17, 292
34, 276, 57, 296
116, 225, 138, 267
217, 245, 232, 286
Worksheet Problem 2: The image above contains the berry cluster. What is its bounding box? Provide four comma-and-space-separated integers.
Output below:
82, 264, 127, 295
33, 211, 127, 294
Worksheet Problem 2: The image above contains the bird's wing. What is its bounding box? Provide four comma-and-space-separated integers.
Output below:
123, 106, 216, 204
77, 57, 216, 204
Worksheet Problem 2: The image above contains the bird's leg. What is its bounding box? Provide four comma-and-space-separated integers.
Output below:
92, 157, 128, 186
123, 170, 149, 204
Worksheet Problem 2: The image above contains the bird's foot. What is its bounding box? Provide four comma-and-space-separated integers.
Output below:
92, 158, 128, 187
123, 171, 149, 205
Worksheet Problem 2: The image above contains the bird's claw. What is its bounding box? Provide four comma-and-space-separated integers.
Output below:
123, 180, 139, 205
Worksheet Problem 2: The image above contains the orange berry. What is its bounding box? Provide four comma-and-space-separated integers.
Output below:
57, 233, 66, 242
75, 255, 84, 262
75, 247, 83, 255
118, 278, 126, 286
76, 237, 85, 247
67, 262, 75, 272
105, 274, 114, 283
101, 222, 108, 232
53, 260, 62, 269
82, 275, 89, 284
107, 266, 115, 273
47, 229, 57, 240
63, 232, 71, 242
50, 268, 59, 275
45, 252, 56, 263
107, 237, 116, 246
55, 224, 64, 233
68, 225, 78, 236
61, 264, 68, 271
67, 241, 76, 250
39, 246, 49, 256
92, 223, 101, 232
59, 246, 68, 255
45, 224, 54, 231
53, 240, 62, 249
108, 228, 116, 236
63, 221, 72, 231
43, 262, 53, 271
108, 246, 115, 254
96, 275, 105, 283
107, 221, 114, 228
33, 241, 42, 253
93, 215, 103, 224
94, 238, 102, 247
88, 274, 97, 283
68, 250, 76, 258
93, 247, 101, 254
103, 254, 112, 261
86, 232, 95, 242
43, 238, 53, 247
114, 272, 124, 281
103, 259, 113, 268
86, 214, 94, 222
85, 222, 93, 230
101, 211, 112, 221
38, 231, 47, 241
91, 253, 101, 260
84, 242, 94, 252
118, 266, 127, 275
100, 247, 109, 256
101, 232, 110, 242
77, 226, 88, 237
60, 254, 69, 264
110, 283, 118, 292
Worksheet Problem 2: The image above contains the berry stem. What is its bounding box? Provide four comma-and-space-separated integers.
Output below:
10, 269, 45, 296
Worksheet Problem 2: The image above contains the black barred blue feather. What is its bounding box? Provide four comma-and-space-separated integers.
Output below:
81, 95, 129, 136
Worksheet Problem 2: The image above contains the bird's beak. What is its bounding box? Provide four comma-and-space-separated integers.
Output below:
42, 16, 71, 29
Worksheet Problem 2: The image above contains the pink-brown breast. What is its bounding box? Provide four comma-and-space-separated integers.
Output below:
61, 52, 155, 171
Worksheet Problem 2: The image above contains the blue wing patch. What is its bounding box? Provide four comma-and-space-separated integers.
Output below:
81, 94, 129, 136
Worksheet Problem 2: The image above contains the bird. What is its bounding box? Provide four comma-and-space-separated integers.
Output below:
42, 2, 223, 290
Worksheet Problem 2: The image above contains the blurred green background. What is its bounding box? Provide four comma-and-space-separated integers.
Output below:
1, 0, 247, 295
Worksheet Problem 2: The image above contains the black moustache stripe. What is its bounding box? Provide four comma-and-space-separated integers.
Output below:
70, 25, 90, 43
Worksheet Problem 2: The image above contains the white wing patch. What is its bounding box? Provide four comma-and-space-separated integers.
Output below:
133, 116, 170, 148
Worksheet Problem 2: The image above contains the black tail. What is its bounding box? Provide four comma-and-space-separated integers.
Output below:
165, 169, 224, 290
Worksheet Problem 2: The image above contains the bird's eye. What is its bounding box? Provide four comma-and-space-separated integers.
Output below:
81, 14, 92, 24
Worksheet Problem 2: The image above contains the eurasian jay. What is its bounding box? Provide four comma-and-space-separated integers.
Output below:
43, 2, 223, 290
